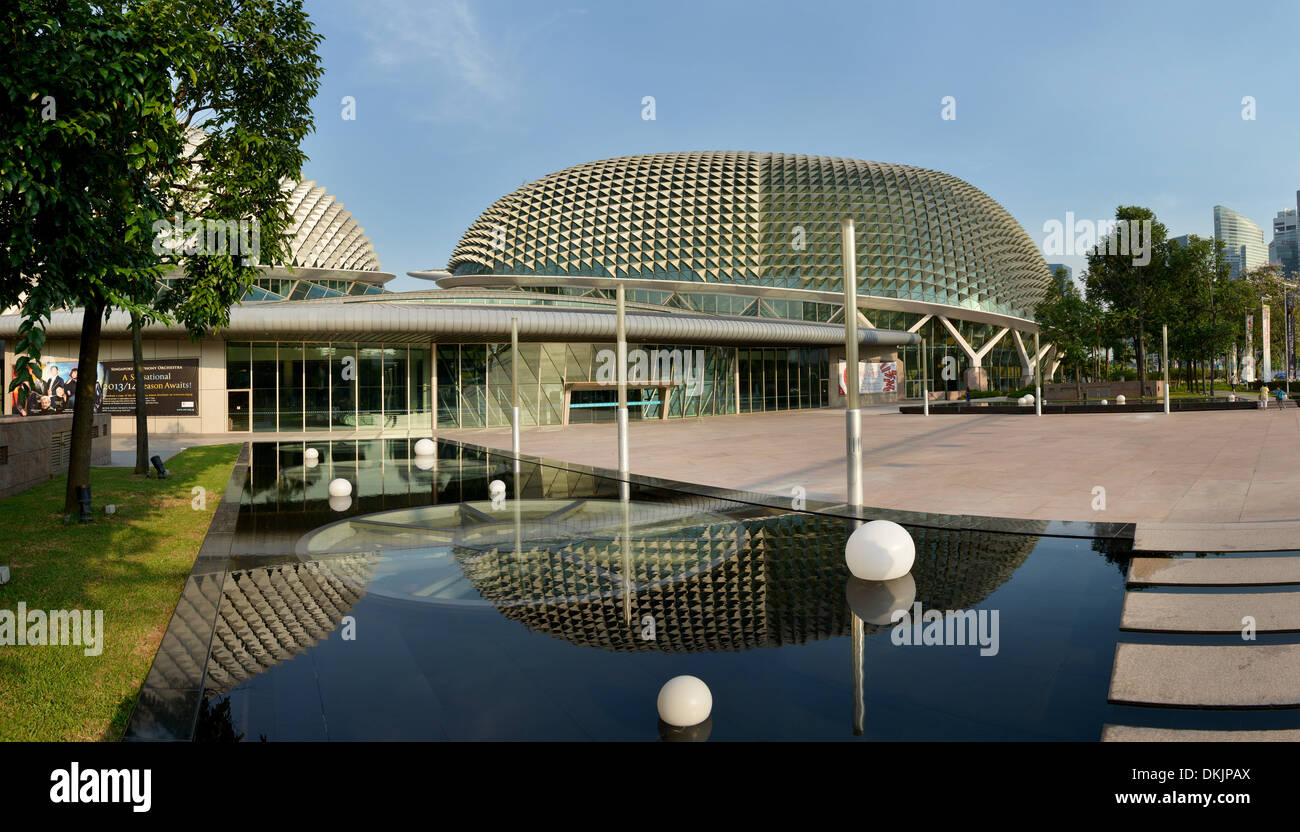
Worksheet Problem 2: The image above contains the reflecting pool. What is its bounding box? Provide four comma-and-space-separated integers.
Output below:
128, 438, 1217, 740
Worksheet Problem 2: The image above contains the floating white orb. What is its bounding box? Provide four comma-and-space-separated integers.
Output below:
1116, 394, 1126, 405
328, 478, 352, 497
845, 572, 917, 626
304, 447, 319, 461
305, 457, 318, 469
414, 455, 435, 471
414, 438, 436, 456
328, 494, 352, 512
1100, 399, 1108, 406
489, 479, 506, 496
845, 519, 916, 581
657, 676, 712, 727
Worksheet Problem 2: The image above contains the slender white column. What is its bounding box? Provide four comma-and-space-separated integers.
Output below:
510, 316, 521, 472
616, 286, 630, 500
841, 218, 862, 508
1034, 331, 1042, 416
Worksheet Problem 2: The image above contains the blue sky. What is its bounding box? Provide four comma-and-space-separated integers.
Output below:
300, 0, 1300, 291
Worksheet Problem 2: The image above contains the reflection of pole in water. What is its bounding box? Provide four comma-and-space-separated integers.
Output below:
513, 467, 522, 560
621, 473, 632, 627
849, 517, 865, 737
852, 611, 864, 736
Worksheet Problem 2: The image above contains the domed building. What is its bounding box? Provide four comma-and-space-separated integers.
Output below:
415, 152, 1053, 401
3, 152, 1054, 437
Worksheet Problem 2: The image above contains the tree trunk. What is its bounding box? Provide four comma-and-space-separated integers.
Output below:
1137, 325, 1147, 396
64, 299, 105, 514
132, 312, 149, 475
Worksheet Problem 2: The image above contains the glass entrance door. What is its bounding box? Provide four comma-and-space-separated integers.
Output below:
228, 390, 251, 431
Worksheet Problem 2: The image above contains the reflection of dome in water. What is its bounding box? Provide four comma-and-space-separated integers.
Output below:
203, 555, 377, 694
295, 498, 749, 608
295, 499, 1045, 654
482, 513, 1042, 653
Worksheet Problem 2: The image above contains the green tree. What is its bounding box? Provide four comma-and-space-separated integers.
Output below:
129, 0, 322, 473
2, 0, 322, 511
1034, 268, 1098, 382
1084, 206, 1169, 394
2, 0, 184, 511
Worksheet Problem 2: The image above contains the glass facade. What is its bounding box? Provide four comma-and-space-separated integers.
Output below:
227, 341, 432, 433
229, 340, 833, 432
884, 314, 1027, 396
737, 348, 829, 413
433, 342, 743, 428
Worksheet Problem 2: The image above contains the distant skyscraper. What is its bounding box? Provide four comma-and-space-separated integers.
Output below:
1270, 207, 1298, 275
1214, 205, 1268, 278
1044, 262, 1071, 289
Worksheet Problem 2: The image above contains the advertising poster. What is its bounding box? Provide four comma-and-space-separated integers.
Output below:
101, 359, 200, 416
11, 361, 105, 416
838, 360, 898, 395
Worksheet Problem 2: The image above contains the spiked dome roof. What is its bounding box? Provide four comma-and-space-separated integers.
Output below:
447, 151, 1052, 320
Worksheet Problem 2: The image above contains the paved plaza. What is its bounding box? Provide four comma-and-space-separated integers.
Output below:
440, 405, 1300, 527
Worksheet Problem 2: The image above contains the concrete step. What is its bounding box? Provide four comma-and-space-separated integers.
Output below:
1128, 556, 1300, 586
1134, 521, 1300, 553
1109, 643, 1300, 707
1102, 724, 1300, 741
1121, 591, 1300, 633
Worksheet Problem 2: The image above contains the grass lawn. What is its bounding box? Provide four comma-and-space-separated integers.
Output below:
0, 443, 240, 741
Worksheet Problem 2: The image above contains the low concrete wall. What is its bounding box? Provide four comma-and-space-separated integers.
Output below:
1044, 380, 1164, 401
0, 413, 112, 499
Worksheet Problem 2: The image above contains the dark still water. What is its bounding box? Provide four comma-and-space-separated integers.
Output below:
193, 438, 1134, 741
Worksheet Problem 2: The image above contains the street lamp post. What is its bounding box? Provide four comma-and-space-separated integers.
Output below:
616, 286, 630, 501
510, 316, 521, 471
841, 218, 863, 508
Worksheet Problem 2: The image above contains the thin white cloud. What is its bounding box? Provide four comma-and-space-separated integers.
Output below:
361, 0, 513, 122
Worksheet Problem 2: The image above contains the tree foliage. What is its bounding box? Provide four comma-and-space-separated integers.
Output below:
1038, 204, 1291, 391
1, 0, 323, 511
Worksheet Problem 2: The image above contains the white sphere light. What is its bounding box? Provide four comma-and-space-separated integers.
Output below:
1101, 399, 1108, 406
1116, 394, 1126, 405
657, 676, 712, 727
1017, 396, 1029, 406
1025, 393, 1034, 404
305, 457, 319, 470
328, 478, 352, 497
489, 479, 506, 496
845, 520, 916, 581
304, 447, 319, 461
414, 438, 436, 456
413, 455, 434, 471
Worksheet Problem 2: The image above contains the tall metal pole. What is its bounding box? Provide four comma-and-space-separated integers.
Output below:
510, 316, 521, 472
1034, 331, 1042, 416
921, 337, 929, 416
841, 219, 863, 508
1162, 324, 1170, 414
616, 286, 630, 500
